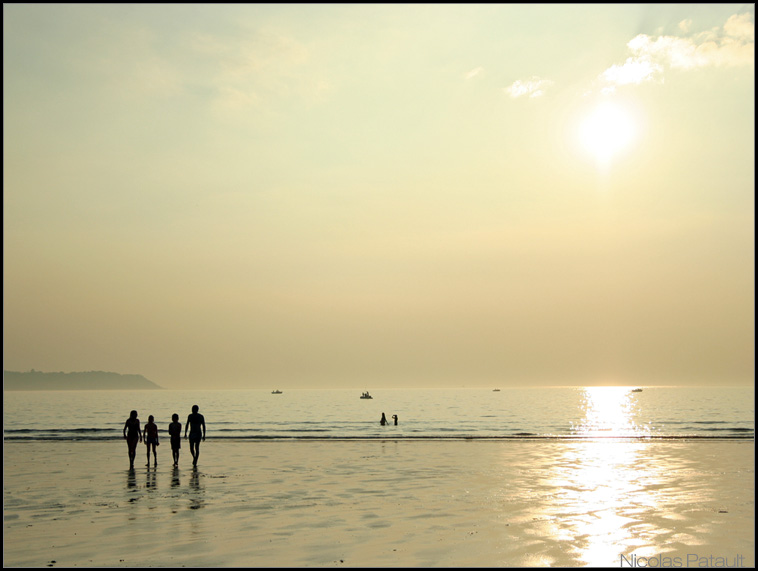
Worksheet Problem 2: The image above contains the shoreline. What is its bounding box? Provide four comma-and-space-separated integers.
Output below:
4, 435, 754, 442
4, 439, 754, 567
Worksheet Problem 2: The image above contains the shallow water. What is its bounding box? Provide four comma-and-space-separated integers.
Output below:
3, 386, 753, 440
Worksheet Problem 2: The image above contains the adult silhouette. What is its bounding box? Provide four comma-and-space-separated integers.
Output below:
185, 405, 206, 466
123, 410, 142, 469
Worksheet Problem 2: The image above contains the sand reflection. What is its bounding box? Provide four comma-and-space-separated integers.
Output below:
532, 387, 670, 566
171, 465, 181, 488
126, 468, 137, 490
145, 465, 157, 489
542, 440, 653, 565
188, 466, 205, 510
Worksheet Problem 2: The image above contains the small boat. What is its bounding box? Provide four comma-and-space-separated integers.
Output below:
492, 389, 501, 392
631, 388, 643, 393
271, 389, 283, 394
360, 391, 373, 399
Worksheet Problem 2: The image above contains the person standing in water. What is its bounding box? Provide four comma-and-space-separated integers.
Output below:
185, 405, 206, 466
143, 415, 159, 466
168, 413, 182, 466
123, 410, 142, 469
392, 414, 398, 425
380, 412, 388, 426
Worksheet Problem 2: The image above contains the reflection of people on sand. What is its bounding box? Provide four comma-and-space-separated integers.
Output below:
145, 465, 157, 488
123, 410, 142, 469
392, 414, 398, 425
380, 412, 388, 425
126, 468, 137, 490
171, 465, 180, 488
185, 405, 206, 466
189, 466, 204, 510
168, 413, 182, 466
143, 415, 159, 466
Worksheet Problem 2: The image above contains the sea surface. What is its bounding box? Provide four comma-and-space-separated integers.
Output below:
3, 386, 753, 441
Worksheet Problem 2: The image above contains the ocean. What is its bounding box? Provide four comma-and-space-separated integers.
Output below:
3, 386, 753, 441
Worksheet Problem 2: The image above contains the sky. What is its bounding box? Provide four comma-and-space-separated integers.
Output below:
3, 4, 754, 390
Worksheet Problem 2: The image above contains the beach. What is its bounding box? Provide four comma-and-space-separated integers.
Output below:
3, 439, 754, 567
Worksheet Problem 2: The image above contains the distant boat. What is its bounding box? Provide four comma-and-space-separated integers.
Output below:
631, 388, 643, 393
271, 389, 283, 394
493, 389, 501, 392
360, 391, 373, 399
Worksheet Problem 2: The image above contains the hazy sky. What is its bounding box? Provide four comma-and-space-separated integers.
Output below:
4, 4, 754, 389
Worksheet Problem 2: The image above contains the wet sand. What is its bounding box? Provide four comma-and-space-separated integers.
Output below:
3, 439, 754, 567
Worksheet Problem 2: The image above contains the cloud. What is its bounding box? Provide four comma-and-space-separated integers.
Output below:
723, 12, 755, 41
464, 66, 484, 80
504, 76, 554, 99
600, 58, 663, 88
187, 28, 335, 118
600, 12, 754, 92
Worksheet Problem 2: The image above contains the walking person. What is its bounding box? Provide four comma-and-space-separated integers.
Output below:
168, 413, 182, 466
123, 410, 142, 469
143, 415, 159, 466
185, 405, 206, 466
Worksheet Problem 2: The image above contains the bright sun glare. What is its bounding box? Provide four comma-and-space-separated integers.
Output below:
578, 101, 637, 167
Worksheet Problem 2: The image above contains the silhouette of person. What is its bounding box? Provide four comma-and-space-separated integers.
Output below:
143, 414, 159, 466
168, 413, 182, 466
123, 410, 142, 469
380, 412, 388, 426
185, 405, 206, 466
392, 414, 398, 425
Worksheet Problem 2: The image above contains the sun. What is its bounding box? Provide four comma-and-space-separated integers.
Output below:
578, 100, 637, 168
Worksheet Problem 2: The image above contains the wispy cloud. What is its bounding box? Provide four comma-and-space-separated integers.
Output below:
600, 12, 754, 92
188, 28, 336, 118
464, 66, 484, 81
504, 76, 554, 99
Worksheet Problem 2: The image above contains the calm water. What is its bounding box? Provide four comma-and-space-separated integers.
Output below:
3, 386, 753, 441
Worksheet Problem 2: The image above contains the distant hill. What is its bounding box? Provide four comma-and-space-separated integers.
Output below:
3, 370, 163, 390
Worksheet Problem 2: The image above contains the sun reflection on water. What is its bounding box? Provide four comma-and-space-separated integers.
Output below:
571, 386, 651, 437
548, 440, 655, 565
522, 387, 681, 566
